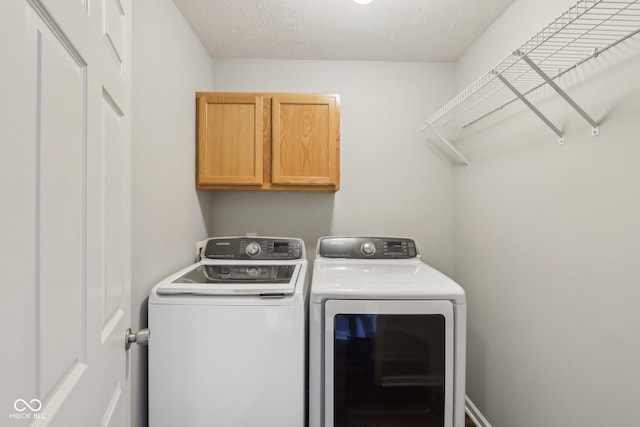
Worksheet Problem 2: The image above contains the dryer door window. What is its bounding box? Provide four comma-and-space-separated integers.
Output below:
324, 300, 454, 427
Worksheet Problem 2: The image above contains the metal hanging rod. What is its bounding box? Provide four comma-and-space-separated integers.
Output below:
421, 0, 640, 166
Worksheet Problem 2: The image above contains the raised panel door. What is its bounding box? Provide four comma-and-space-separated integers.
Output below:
197, 93, 264, 187
271, 94, 339, 188
2, 0, 132, 425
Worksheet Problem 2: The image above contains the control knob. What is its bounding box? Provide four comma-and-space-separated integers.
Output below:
246, 266, 261, 277
245, 242, 261, 257
360, 241, 376, 256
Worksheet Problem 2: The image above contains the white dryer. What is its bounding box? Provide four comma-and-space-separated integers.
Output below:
309, 236, 466, 427
148, 237, 308, 427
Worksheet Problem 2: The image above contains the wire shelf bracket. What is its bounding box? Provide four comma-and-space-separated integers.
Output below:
424, 126, 471, 168
493, 70, 566, 144
518, 51, 600, 138
421, 0, 640, 164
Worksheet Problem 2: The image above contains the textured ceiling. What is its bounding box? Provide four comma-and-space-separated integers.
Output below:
172, 0, 515, 62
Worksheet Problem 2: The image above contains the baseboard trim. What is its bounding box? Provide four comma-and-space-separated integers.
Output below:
465, 396, 492, 427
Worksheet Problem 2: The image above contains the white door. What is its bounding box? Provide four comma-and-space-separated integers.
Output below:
1, 0, 132, 426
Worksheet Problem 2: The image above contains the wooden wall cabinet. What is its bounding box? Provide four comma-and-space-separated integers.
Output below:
196, 92, 340, 192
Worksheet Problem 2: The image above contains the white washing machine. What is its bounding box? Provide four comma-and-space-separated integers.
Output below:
309, 236, 466, 427
148, 236, 308, 427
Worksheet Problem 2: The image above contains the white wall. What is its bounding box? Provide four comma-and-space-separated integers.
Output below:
454, 1, 640, 425
207, 59, 457, 273
131, 1, 214, 425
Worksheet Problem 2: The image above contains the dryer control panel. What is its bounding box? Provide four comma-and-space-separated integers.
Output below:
318, 237, 418, 259
204, 237, 304, 260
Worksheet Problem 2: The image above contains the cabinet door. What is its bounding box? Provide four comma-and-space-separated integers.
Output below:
197, 93, 264, 186
271, 94, 339, 187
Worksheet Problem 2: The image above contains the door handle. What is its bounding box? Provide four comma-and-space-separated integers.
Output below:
125, 328, 150, 350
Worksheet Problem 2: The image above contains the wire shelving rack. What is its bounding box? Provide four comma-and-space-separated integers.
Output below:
421, 0, 640, 167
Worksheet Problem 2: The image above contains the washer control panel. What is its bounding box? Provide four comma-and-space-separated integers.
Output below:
318, 237, 418, 259
204, 237, 303, 260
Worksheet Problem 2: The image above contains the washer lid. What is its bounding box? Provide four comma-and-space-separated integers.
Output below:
156, 263, 300, 296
